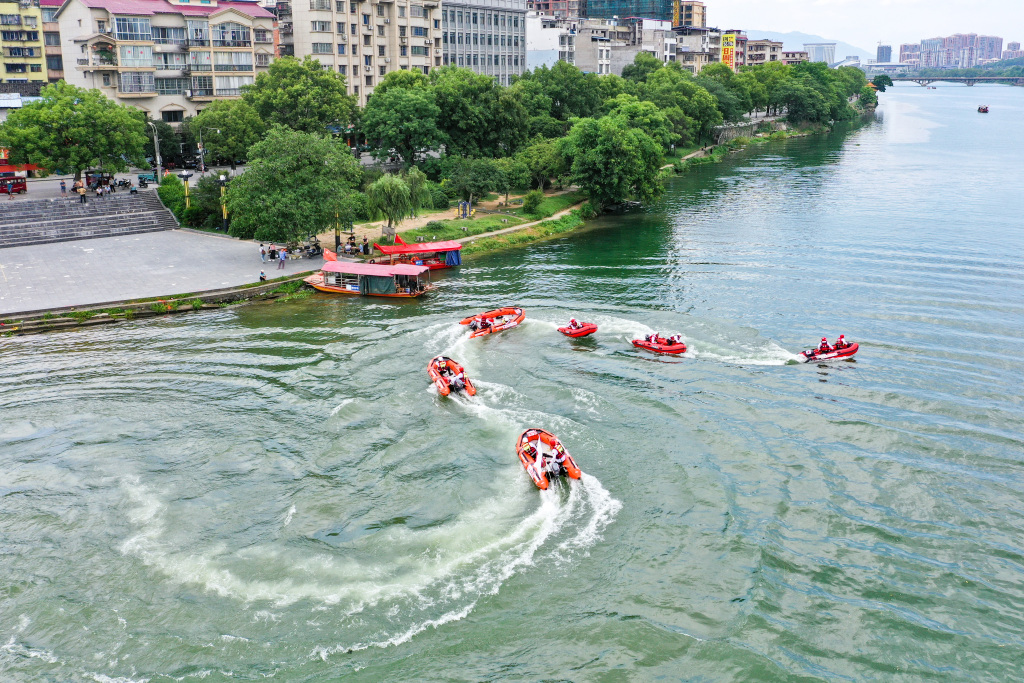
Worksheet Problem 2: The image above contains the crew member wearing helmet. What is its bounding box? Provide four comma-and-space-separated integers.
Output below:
818, 337, 831, 354
570, 318, 580, 329
835, 334, 847, 349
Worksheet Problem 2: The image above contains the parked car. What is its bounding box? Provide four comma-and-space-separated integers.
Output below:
137, 171, 158, 183
0, 176, 27, 194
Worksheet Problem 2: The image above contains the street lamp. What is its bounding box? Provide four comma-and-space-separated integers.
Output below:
177, 171, 193, 210
219, 173, 228, 232
197, 127, 220, 174
146, 121, 163, 185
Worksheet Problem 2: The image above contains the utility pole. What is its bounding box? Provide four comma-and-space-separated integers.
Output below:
147, 121, 163, 185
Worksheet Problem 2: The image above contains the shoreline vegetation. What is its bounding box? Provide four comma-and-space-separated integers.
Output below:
1, 117, 865, 336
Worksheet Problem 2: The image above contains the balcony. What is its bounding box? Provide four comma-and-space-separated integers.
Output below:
214, 63, 253, 71
185, 38, 210, 48
186, 63, 212, 71
280, 23, 293, 34
212, 39, 251, 48
214, 87, 243, 96
45, 44, 61, 56
75, 56, 118, 69
186, 88, 215, 100
117, 87, 156, 98
153, 41, 186, 52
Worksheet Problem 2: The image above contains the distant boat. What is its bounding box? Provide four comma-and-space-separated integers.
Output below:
978, 105, 989, 113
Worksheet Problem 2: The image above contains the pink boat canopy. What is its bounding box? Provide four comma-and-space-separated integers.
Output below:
321, 262, 429, 276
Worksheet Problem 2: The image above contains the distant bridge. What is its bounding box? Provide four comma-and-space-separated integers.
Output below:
891, 76, 1024, 87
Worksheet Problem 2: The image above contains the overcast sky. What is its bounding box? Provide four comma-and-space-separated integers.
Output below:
714, 0, 1024, 51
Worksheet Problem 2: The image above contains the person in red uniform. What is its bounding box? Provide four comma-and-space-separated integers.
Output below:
834, 334, 848, 349
818, 337, 832, 354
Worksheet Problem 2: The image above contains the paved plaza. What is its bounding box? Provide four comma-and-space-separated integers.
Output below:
0, 230, 312, 315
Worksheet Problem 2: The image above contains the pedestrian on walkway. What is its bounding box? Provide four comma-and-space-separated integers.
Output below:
5, 181, 12, 200
60, 180, 67, 198
77, 184, 87, 203
277, 248, 287, 269
260, 243, 266, 262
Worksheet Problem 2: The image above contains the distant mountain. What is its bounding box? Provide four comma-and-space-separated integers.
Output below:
744, 30, 874, 62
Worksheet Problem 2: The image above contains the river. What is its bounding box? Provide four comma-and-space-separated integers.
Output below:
2, 83, 1023, 681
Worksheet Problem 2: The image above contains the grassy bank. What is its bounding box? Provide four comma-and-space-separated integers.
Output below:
461, 209, 588, 256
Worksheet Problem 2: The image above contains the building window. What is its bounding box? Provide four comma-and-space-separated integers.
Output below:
312, 42, 332, 54
337, 22, 346, 33
312, 21, 330, 32
378, 24, 384, 36
189, 51, 212, 71
410, 4, 424, 17
365, 75, 372, 86
214, 51, 253, 71
309, 0, 330, 9
378, 45, 384, 56
338, 64, 346, 75
187, 20, 209, 45
376, 4, 384, 16
211, 22, 251, 47
30, 64, 42, 72
412, 26, 426, 37
102, 73, 111, 86
364, 54, 371, 65
119, 45, 154, 68
363, 34, 370, 45
119, 71, 155, 93
350, 23, 356, 34
44, 31, 60, 45
411, 45, 427, 56
337, 43, 346, 54
353, 85, 359, 95
115, 17, 151, 41
434, 19, 439, 29
336, 1, 345, 10
362, 14, 369, 25
46, 55, 62, 70
398, 6, 405, 16
41, 9, 58, 22
254, 29, 271, 43
400, 45, 406, 56
161, 110, 184, 123
350, 1, 356, 11
379, 65, 386, 75
156, 52, 187, 69
255, 53, 270, 66
214, 75, 254, 96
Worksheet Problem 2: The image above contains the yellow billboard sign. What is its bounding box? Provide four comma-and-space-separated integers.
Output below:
721, 34, 736, 71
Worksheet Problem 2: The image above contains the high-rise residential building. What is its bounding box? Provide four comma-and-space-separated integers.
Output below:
441, 0, 526, 86
746, 38, 781, 65
781, 50, 807, 65
526, 0, 578, 21
876, 44, 891, 62
803, 42, 835, 64
56, 0, 276, 121
1, 0, 46, 84
977, 35, 1002, 61
674, 0, 703, 28
899, 42, 920, 67
276, 0, 440, 106
40, 0, 64, 81
1003, 41, 1022, 60
673, 24, 717, 72
916, 33, 1002, 68
580, 0, 671, 22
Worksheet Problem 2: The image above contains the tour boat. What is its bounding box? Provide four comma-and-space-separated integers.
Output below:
516, 429, 582, 490
373, 235, 463, 270
304, 261, 433, 298
428, 356, 476, 396
460, 307, 525, 338
632, 336, 687, 354
798, 342, 859, 363
558, 321, 598, 338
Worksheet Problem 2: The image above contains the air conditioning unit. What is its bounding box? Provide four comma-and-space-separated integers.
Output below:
423, 39, 430, 45
384, 18, 390, 23
185, 89, 192, 97
399, 37, 406, 43
384, 57, 390, 62
364, 64, 371, 71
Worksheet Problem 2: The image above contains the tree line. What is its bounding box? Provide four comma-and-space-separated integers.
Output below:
0, 54, 870, 242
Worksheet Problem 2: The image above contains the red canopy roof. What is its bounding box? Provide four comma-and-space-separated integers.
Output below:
374, 239, 463, 255
321, 262, 429, 276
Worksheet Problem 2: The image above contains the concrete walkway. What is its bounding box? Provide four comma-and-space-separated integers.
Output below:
0, 230, 310, 316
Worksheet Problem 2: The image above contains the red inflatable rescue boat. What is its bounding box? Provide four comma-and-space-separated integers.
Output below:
798, 342, 859, 363
558, 321, 598, 338
428, 356, 476, 396
516, 429, 582, 490
632, 335, 687, 355
460, 307, 525, 338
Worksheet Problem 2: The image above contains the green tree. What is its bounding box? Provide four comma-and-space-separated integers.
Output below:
362, 86, 441, 166
560, 115, 663, 209
871, 74, 893, 92
520, 61, 602, 120
224, 127, 361, 242
402, 166, 430, 217
144, 117, 179, 168
605, 93, 679, 149
373, 68, 431, 95
858, 85, 879, 108
494, 156, 529, 203
516, 137, 565, 189
621, 52, 663, 83
190, 99, 266, 167
243, 56, 357, 133
366, 173, 412, 236
0, 81, 147, 181
447, 157, 498, 205
642, 65, 722, 143
430, 66, 502, 157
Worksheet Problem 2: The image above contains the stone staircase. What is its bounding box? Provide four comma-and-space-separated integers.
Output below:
0, 191, 180, 249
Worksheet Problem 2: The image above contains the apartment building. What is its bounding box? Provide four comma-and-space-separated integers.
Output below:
276, 0, 440, 105
441, 0, 526, 86
673, 24, 717, 73
780, 50, 806, 66
56, 0, 276, 120
803, 42, 835, 64
1, 0, 45, 83
526, 0, 577, 21
898, 43, 919, 68
673, 0, 702, 28
745, 38, 780, 66
580, 0, 671, 22
40, 0, 63, 80
525, 12, 573, 68
721, 29, 744, 69
1003, 41, 1022, 60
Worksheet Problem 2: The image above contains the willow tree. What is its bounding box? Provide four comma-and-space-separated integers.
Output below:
366, 174, 411, 241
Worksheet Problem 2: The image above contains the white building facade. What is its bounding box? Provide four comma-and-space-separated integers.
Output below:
441, 0, 526, 85
56, 0, 276, 120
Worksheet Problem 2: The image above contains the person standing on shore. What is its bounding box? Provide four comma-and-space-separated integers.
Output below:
5, 181, 12, 200
277, 248, 287, 270
260, 243, 266, 263
60, 180, 67, 198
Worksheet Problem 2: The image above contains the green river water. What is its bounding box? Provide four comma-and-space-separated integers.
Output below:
2, 84, 1023, 681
